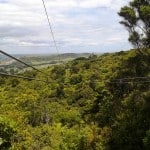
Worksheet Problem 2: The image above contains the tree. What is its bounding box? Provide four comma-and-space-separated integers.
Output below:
144, 130, 150, 150
118, 0, 150, 50
0, 117, 17, 150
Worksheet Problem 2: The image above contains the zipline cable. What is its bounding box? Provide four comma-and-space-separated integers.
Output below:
108, 80, 150, 84
0, 72, 47, 83
112, 76, 150, 81
1, 49, 150, 84
0, 50, 49, 77
41, 0, 60, 63
1, 70, 150, 84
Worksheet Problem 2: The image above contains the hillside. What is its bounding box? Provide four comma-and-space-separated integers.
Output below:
0, 53, 91, 74
0, 49, 150, 149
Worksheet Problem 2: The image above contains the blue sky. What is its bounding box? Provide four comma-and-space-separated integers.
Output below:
0, 0, 131, 54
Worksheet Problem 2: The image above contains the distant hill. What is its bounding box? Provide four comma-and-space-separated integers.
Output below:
19, 53, 91, 63
0, 53, 91, 73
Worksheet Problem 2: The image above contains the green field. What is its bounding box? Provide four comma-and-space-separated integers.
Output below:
0, 53, 91, 74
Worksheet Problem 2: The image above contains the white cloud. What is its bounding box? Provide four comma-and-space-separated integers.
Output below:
79, 0, 111, 8
0, 0, 131, 54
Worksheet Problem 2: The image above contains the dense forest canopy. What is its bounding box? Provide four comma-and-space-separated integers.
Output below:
0, 0, 150, 149
0, 49, 150, 149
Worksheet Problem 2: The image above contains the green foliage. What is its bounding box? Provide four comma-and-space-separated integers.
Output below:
0, 117, 17, 150
118, 0, 150, 49
0, 49, 150, 149
143, 130, 150, 149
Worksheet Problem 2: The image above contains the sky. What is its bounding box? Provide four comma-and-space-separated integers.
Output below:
0, 0, 132, 54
